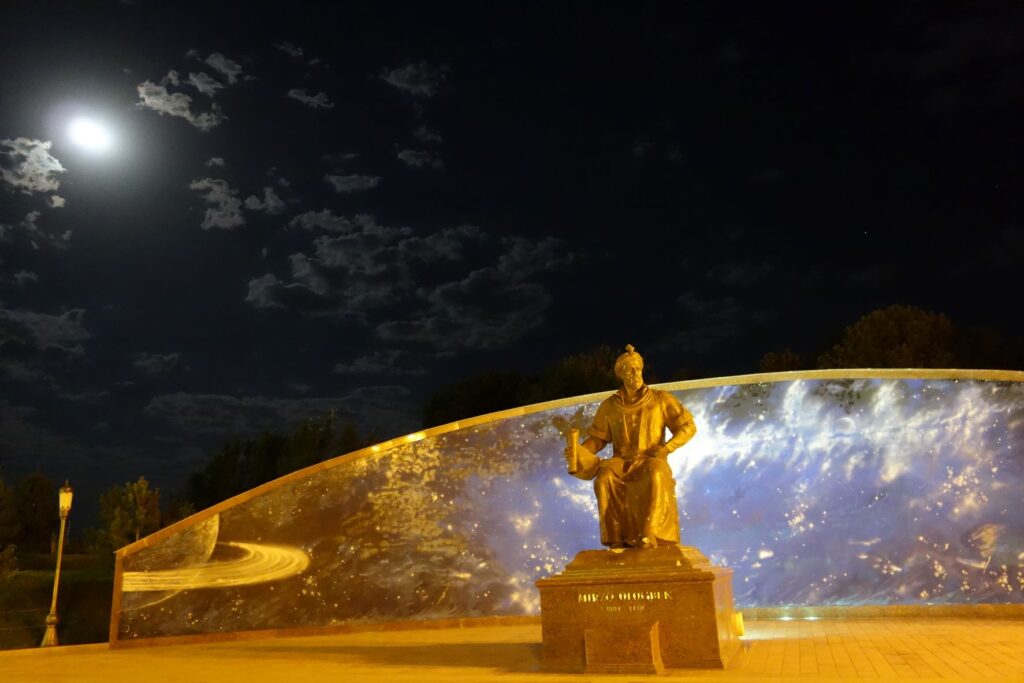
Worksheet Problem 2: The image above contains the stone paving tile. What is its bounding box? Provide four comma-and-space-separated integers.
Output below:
1, 618, 1023, 681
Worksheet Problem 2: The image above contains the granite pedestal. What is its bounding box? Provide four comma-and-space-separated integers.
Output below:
535, 545, 740, 674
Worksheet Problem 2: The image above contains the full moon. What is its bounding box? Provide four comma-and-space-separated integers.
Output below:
68, 117, 113, 151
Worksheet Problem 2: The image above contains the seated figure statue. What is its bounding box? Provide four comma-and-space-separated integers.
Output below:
565, 344, 696, 549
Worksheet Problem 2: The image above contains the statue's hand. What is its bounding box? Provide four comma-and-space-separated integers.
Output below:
647, 445, 670, 459
565, 443, 595, 470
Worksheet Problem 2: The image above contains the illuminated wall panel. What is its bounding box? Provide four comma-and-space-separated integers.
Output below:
112, 372, 1024, 643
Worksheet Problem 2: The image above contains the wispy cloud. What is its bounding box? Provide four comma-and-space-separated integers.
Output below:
289, 209, 359, 233
325, 174, 380, 193
397, 148, 443, 170
137, 81, 227, 131
248, 215, 569, 350
161, 69, 180, 86
132, 352, 184, 377
12, 210, 72, 250
13, 270, 39, 286
244, 186, 285, 214
706, 261, 774, 286
0, 306, 90, 387
188, 177, 244, 229
380, 61, 449, 97
205, 157, 225, 167
187, 71, 224, 97
287, 88, 334, 109
414, 125, 442, 145
48, 195, 66, 208
275, 41, 304, 58
204, 52, 242, 84
333, 350, 425, 376
0, 138, 66, 194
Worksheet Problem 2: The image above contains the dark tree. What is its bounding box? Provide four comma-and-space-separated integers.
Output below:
0, 478, 21, 548
817, 304, 1019, 369
524, 345, 619, 403
94, 476, 161, 550
759, 348, 805, 373
185, 412, 372, 510
422, 346, 627, 427
12, 472, 57, 553
421, 370, 530, 428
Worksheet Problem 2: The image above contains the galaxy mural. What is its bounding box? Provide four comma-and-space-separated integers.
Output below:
112, 372, 1024, 644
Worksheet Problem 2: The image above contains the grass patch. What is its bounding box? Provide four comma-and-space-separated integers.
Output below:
0, 555, 113, 650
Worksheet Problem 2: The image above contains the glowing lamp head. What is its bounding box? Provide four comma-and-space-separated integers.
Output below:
68, 117, 113, 152
58, 481, 73, 516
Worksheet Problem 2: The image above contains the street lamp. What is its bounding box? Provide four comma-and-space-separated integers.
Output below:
40, 481, 73, 647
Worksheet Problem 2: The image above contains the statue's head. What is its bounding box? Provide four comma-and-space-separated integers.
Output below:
614, 344, 645, 393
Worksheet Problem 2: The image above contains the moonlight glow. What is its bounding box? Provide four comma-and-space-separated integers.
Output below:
68, 117, 113, 151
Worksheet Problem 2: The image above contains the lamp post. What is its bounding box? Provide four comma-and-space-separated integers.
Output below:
40, 481, 73, 648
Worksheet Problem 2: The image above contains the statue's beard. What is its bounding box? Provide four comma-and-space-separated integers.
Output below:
624, 377, 643, 393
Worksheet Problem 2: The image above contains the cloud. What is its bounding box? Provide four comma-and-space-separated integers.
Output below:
205, 156, 225, 167
142, 385, 416, 437
132, 352, 183, 376
204, 52, 242, 84
380, 61, 449, 97
0, 138, 66, 194
378, 275, 551, 350
275, 41, 304, 58
48, 195, 65, 208
397, 148, 443, 170
244, 186, 285, 214
13, 210, 72, 250
325, 174, 380, 193
289, 209, 359, 233
706, 261, 774, 286
375, 237, 573, 350
376, 237, 573, 350
187, 71, 225, 97
188, 177, 244, 229
414, 125, 442, 145
161, 69, 180, 86
248, 214, 567, 349
0, 306, 89, 387
137, 81, 227, 131
268, 167, 290, 187
333, 350, 425, 376
661, 291, 776, 354
323, 152, 359, 165
13, 270, 38, 286
287, 88, 334, 109
246, 220, 479, 316
246, 272, 339, 313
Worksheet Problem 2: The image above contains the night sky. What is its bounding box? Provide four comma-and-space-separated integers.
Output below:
2, 2, 1023, 523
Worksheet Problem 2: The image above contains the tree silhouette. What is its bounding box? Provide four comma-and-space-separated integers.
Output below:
96, 476, 161, 549
816, 304, 1018, 369
12, 472, 57, 553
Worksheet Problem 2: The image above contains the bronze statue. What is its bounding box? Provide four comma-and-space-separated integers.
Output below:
564, 344, 696, 549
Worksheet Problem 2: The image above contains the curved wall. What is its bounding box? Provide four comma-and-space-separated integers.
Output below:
111, 370, 1024, 644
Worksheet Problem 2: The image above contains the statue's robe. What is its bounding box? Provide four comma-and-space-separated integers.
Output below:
577, 386, 695, 546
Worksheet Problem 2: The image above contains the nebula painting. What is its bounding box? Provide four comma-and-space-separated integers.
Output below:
113, 374, 1024, 643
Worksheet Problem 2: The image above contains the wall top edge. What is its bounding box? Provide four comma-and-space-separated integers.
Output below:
116, 367, 1024, 557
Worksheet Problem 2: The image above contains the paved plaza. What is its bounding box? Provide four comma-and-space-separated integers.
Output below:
2, 618, 1023, 682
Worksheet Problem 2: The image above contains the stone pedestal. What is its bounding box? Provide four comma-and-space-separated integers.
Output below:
535, 545, 740, 674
